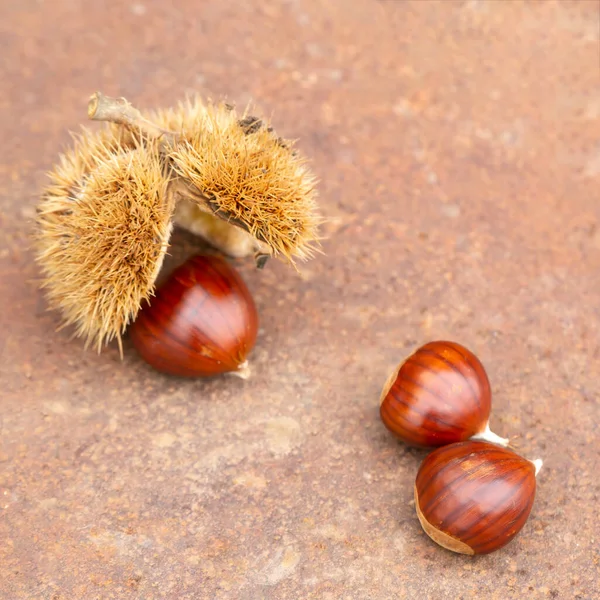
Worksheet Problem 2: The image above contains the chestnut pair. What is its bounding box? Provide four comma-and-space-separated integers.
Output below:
379, 341, 542, 555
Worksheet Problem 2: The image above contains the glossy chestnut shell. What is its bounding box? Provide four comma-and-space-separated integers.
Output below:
379, 340, 506, 447
129, 254, 258, 377
414, 440, 540, 555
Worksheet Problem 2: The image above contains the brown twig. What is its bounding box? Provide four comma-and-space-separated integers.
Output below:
87, 91, 177, 143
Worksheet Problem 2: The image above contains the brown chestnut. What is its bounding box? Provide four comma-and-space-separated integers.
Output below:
414, 440, 542, 555
379, 340, 507, 447
129, 254, 258, 378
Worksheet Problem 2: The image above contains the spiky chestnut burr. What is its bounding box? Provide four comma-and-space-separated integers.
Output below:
151, 96, 321, 263
35, 92, 321, 352
35, 133, 174, 353
88, 92, 321, 265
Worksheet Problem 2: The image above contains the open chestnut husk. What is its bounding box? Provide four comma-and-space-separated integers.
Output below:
129, 254, 258, 378
414, 440, 542, 555
379, 340, 508, 447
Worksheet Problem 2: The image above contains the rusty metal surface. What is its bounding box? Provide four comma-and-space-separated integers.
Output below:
1, 1, 599, 598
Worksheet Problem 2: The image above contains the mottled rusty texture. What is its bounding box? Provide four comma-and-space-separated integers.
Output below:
1, 1, 599, 598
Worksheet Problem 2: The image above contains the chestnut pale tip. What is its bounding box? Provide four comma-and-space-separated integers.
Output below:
414, 484, 475, 556
470, 423, 509, 447
532, 458, 543, 476
228, 360, 251, 380
379, 360, 404, 405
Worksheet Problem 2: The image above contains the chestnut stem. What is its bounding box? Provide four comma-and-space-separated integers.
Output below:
532, 459, 543, 476
87, 91, 177, 143
229, 360, 251, 380
471, 423, 509, 447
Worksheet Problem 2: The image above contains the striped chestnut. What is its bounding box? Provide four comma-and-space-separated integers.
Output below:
414, 440, 542, 555
129, 254, 258, 378
379, 340, 507, 447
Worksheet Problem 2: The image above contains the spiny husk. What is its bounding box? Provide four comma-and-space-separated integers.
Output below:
152, 97, 321, 261
35, 131, 174, 352
148, 96, 211, 134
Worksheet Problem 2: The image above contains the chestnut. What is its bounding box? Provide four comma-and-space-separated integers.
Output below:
414, 440, 542, 555
379, 340, 507, 447
129, 254, 258, 378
